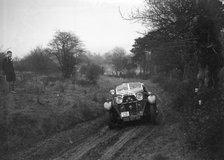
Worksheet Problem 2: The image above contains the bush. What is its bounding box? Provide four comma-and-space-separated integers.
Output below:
182, 88, 224, 157
41, 76, 62, 86
14, 47, 58, 74
171, 80, 197, 113
80, 63, 104, 84
156, 75, 224, 158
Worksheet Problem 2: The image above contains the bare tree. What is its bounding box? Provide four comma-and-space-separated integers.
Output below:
48, 31, 84, 78
129, 0, 224, 85
17, 46, 57, 74
107, 47, 127, 76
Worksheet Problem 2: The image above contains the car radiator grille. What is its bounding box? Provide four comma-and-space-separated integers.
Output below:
118, 95, 143, 115
123, 95, 136, 103
125, 103, 138, 114
120, 102, 143, 115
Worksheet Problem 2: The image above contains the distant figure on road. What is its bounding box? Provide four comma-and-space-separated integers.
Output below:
2, 51, 16, 93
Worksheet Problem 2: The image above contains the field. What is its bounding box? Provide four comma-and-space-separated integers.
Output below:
0, 73, 131, 154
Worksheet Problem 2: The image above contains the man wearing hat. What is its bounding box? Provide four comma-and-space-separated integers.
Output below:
2, 51, 16, 93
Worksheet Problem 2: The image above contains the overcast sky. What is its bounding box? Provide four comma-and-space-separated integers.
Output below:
0, 0, 145, 58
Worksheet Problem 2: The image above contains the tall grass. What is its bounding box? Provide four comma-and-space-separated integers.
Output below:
1, 75, 125, 154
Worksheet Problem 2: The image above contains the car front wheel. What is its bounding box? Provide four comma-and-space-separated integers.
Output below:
150, 104, 157, 125
108, 111, 117, 129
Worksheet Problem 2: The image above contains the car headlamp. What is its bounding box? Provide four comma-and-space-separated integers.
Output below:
148, 95, 156, 103
136, 93, 143, 101
115, 96, 123, 104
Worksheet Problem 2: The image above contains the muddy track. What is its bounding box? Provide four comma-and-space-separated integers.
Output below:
54, 124, 155, 160
7, 107, 160, 160
53, 126, 119, 160
98, 125, 154, 160
51, 82, 163, 160
51, 82, 164, 160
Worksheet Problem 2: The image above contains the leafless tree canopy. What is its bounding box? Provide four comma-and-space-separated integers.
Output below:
49, 31, 84, 78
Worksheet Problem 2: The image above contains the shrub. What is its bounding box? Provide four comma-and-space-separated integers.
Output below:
182, 88, 224, 157
80, 63, 104, 84
156, 75, 224, 158
171, 80, 197, 113
15, 47, 58, 74
26, 79, 45, 94
41, 76, 62, 87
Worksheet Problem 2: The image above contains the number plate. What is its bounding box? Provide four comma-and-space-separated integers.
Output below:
121, 111, 129, 117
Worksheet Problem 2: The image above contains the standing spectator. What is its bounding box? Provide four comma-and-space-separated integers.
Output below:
2, 51, 16, 93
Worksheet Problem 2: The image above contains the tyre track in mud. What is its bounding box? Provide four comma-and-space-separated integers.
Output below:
114, 126, 156, 160
98, 125, 154, 160
54, 126, 146, 160
54, 124, 155, 160
53, 126, 118, 160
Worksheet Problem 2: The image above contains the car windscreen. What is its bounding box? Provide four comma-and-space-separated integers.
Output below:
116, 83, 129, 93
116, 83, 143, 94
129, 83, 142, 90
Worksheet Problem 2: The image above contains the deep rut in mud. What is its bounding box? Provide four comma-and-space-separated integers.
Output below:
54, 123, 155, 160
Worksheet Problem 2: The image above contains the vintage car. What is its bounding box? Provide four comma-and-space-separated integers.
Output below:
104, 82, 158, 129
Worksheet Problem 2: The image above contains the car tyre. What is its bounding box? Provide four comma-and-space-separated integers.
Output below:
150, 104, 157, 125
108, 111, 117, 129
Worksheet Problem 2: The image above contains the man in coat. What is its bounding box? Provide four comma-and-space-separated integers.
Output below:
2, 51, 16, 93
